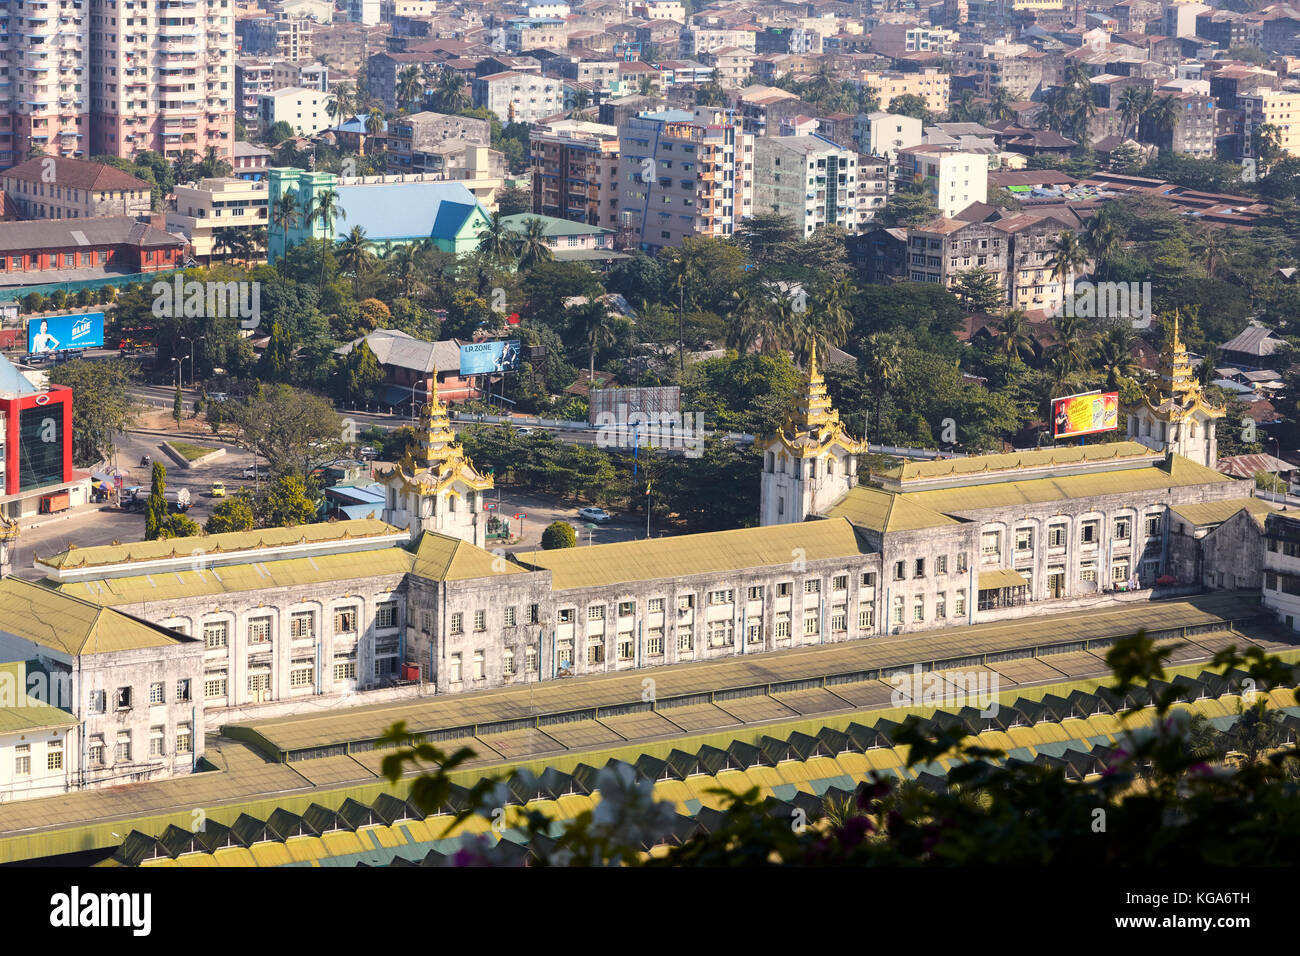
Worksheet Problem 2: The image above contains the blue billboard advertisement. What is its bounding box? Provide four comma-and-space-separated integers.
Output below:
459, 339, 521, 375
26, 312, 105, 354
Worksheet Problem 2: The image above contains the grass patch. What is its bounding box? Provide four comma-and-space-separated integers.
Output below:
170, 440, 217, 462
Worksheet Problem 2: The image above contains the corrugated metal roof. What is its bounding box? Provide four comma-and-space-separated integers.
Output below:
515, 518, 871, 590
1170, 497, 1277, 529
53, 548, 415, 607
881, 441, 1159, 482
412, 532, 527, 582
0, 578, 191, 655
825, 485, 960, 532
39, 519, 401, 571
979, 568, 1029, 590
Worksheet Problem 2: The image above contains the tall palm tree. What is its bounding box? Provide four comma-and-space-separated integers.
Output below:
386, 241, 424, 298
306, 188, 345, 291
1049, 314, 1096, 378
1095, 323, 1137, 390
337, 225, 373, 296
569, 301, 618, 383
988, 84, 1015, 123
1193, 225, 1227, 279
271, 191, 300, 260
331, 82, 355, 125
477, 211, 518, 265
198, 145, 231, 178
397, 65, 423, 112
517, 216, 554, 272
1142, 94, 1180, 145
796, 278, 853, 367
1083, 212, 1123, 281
173, 149, 199, 184
997, 309, 1035, 365
212, 226, 240, 263
1047, 229, 1090, 298
363, 107, 385, 156
862, 332, 901, 445
435, 70, 469, 113
1117, 86, 1152, 141
246, 225, 268, 263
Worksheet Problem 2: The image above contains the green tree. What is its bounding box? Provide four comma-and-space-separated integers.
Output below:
879, 184, 939, 228
541, 520, 577, 549
259, 475, 318, 527
48, 359, 139, 467
340, 338, 385, 404
173, 381, 184, 426
145, 461, 168, 541
888, 93, 932, 123
225, 384, 344, 478
953, 266, 1005, 313
205, 495, 256, 533
517, 216, 555, 272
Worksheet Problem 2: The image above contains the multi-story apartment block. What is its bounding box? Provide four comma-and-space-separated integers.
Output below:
1156, 90, 1216, 159
853, 111, 924, 166
630, 0, 684, 20
680, 27, 758, 59
504, 17, 568, 53
702, 47, 757, 88
856, 68, 950, 115
473, 71, 564, 124
365, 51, 429, 112
752, 134, 861, 236
734, 85, 809, 137
897, 145, 987, 218
231, 140, 271, 180
386, 110, 491, 174
88, 0, 236, 164
0, 157, 152, 219
0, 0, 91, 167
257, 86, 333, 136
1196, 10, 1262, 50
530, 118, 621, 228
856, 153, 888, 229
235, 59, 277, 128
1240, 89, 1300, 157
618, 106, 753, 253
957, 40, 1045, 98
165, 175, 269, 261
869, 23, 956, 59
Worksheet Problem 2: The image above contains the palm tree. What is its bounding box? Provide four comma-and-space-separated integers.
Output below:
1117, 86, 1152, 141
1142, 94, 1180, 145
306, 188, 345, 291
386, 242, 424, 298
337, 225, 373, 296
517, 217, 554, 271
1049, 314, 1096, 378
173, 149, 199, 185
198, 145, 231, 178
796, 278, 853, 367
477, 211, 518, 265
246, 225, 268, 263
435, 70, 469, 113
988, 84, 1015, 123
1083, 212, 1123, 281
862, 332, 901, 444
362, 107, 385, 157
331, 82, 355, 125
997, 309, 1036, 365
569, 301, 617, 383
397, 65, 423, 112
271, 191, 300, 260
1095, 323, 1137, 390
1047, 229, 1090, 299
1193, 225, 1227, 279
212, 226, 241, 263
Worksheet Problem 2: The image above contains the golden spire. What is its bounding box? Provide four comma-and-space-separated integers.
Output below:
416, 364, 457, 469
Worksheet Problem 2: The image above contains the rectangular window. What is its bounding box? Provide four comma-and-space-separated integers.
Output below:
333, 659, 357, 682
833, 575, 848, 592
892, 596, 904, 624
1048, 525, 1066, 547
618, 601, 634, 617
149, 682, 164, 704
503, 648, 517, 675
678, 594, 695, 611
914, 559, 925, 578
204, 621, 229, 649
935, 593, 946, 619
647, 628, 665, 655
290, 612, 314, 639
913, 597, 924, 622
334, 607, 358, 634
956, 552, 969, 573
747, 586, 763, 600
204, 672, 227, 698
450, 612, 464, 634
708, 589, 734, 605
248, 672, 271, 694
89, 690, 106, 714
116, 687, 132, 710
677, 627, 694, 651
777, 582, 792, 596
48, 742, 64, 771
89, 736, 105, 765
618, 635, 634, 660
746, 621, 762, 644
290, 664, 313, 688
647, 598, 664, 613
708, 621, 735, 648
955, 590, 966, 616
1015, 528, 1033, 551
528, 604, 540, 624
935, 555, 947, 575
449, 653, 462, 683
589, 605, 605, 621
861, 571, 876, 588
420, 610, 433, 633
775, 612, 791, 638
247, 616, 272, 644
894, 561, 905, 580
1081, 521, 1099, 544
474, 609, 487, 631
526, 646, 538, 671
1115, 518, 1131, 540
177, 724, 192, 754
472, 651, 486, 680
1112, 560, 1130, 582
1145, 515, 1161, 537
176, 679, 191, 702
376, 601, 398, 628
116, 733, 131, 763
504, 606, 517, 627
831, 606, 847, 631
559, 608, 575, 624
981, 530, 1001, 556
14, 745, 29, 776
148, 730, 164, 759
858, 606, 874, 629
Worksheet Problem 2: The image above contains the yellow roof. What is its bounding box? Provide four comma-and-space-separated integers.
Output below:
824, 484, 961, 532
978, 568, 1028, 590
0, 577, 191, 656
879, 441, 1161, 483
411, 531, 527, 582
51, 548, 415, 607
1170, 497, 1276, 529
515, 518, 871, 590
38, 518, 402, 571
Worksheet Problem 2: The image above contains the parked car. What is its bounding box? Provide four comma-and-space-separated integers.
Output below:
211, 482, 226, 498
578, 507, 612, 524
359, 445, 377, 460
242, 466, 259, 479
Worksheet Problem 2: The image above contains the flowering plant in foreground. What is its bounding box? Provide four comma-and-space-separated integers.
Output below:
379, 633, 1300, 865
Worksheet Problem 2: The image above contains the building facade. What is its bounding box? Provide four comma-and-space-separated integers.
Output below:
752, 134, 862, 236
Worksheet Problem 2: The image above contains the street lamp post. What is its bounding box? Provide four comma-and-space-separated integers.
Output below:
583, 521, 596, 546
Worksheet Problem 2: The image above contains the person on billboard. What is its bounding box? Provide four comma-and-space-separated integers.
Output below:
31, 319, 60, 354
1054, 402, 1070, 437
497, 340, 519, 372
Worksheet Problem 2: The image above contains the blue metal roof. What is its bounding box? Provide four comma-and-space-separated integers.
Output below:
331, 181, 482, 242
0, 353, 36, 396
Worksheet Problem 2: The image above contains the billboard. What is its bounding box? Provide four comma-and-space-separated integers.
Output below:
459, 339, 521, 375
1053, 391, 1119, 440
26, 312, 105, 355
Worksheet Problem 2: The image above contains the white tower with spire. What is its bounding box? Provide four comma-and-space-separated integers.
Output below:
758, 349, 866, 526
1125, 313, 1225, 468
376, 372, 495, 544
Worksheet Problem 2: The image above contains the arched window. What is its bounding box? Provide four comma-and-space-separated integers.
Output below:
765, 452, 774, 473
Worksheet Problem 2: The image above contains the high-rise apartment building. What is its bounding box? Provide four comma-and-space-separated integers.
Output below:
81, 0, 235, 166
530, 118, 620, 229
0, 0, 92, 167
752, 134, 861, 237
618, 107, 753, 253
